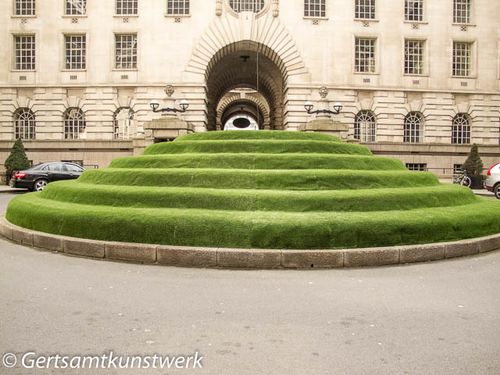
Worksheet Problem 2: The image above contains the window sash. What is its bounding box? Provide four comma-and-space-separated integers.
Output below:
354, 111, 376, 142
355, 38, 376, 73
404, 40, 424, 75
15, 0, 36, 16
304, 0, 326, 17
65, 0, 87, 15
355, 0, 375, 19
453, 0, 470, 24
65, 35, 86, 70
451, 114, 471, 144
404, 0, 423, 21
167, 0, 190, 15
64, 108, 86, 140
452, 42, 471, 77
115, 34, 138, 69
404, 112, 423, 143
14, 35, 36, 70
116, 0, 138, 15
14, 109, 36, 140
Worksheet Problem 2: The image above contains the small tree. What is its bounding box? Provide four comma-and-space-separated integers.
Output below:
462, 144, 483, 177
4, 139, 30, 184
462, 144, 484, 189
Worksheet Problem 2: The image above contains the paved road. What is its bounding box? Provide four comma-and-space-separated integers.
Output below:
0, 192, 499, 375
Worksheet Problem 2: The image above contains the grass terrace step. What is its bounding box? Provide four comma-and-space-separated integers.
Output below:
78, 168, 439, 190
41, 183, 478, 212
175, 130, 341, 142
143, 140, 372, 156
6, 130, 500, 251
7, 195, 500, 249
110, 153, 405, 170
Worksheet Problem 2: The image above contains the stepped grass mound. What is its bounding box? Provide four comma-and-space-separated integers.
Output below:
143, 140, 372, 156
78, 168, 439, 190
6, 195, 500, 249
175, 130, 341, 142
6, 130, 500, 251
110, 153, 405, 171
41, 182, 478, 212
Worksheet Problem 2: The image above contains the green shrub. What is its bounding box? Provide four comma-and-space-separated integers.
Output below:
4, 139, 30, 184
462, 144, 484, 177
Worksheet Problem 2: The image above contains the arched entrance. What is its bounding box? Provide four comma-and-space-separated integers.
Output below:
205, 41, 286, 130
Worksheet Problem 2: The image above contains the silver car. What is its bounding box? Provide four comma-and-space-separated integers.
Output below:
485, 163, 500, 199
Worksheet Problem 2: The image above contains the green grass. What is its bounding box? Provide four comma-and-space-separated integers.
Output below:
6, 194, 500, 249
175, 130, 341, 142
110, 153, 405, 170
41, 183, 477, 212
143, 140, 372, 156
5, 129, 500, 250
78, 168, 438, 190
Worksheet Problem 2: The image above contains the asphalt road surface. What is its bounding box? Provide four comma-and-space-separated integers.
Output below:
0, 192, 499, 375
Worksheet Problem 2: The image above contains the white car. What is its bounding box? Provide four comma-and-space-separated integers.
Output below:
485, 163, 500, 199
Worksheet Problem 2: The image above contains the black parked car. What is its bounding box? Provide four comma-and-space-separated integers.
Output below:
10, 162, 84, 192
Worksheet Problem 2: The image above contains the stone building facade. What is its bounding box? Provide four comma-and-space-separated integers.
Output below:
0, 0, 499, 179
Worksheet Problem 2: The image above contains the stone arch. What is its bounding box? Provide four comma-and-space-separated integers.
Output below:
204, 40, 287, 130
216, 91, 271, 130
185, 13, 307, 79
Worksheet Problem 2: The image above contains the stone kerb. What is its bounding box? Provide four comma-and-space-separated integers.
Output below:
1, 217, 499, 269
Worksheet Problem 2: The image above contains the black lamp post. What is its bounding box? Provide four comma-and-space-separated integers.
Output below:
149, 99, 189, 114
304, 101, 343, 116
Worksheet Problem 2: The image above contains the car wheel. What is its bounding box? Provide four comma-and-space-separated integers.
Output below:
494, 184, 500, 200
33, 179, 48, 192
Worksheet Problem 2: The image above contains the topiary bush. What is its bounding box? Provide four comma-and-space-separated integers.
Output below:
6, 131, 500, 249
462, 144, 484, 189
4, 139, 30, 184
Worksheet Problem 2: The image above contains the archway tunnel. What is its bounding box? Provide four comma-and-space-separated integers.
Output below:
205, 41, 286, 130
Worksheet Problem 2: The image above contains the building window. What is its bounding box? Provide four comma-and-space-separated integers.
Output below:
13, 108, 36, 140
453, 0, 470, 24
65, 0, 86, 15
406, 163, 427, 171
354, 110, 376, 142
64, 35, 86, 70
304, 0, 326, 17
405, 0, 423, 21
14, 0, 36, 16
14, 35, 36, 71
64, 108, 86, 140
167, 0, 190, 15
115, 34, 137, 69
404, 40, 424, 75
404, 112, 423, 143
114, 108, 134, 140
451, 113, 471, 144
452, 42, 472, 77
116, 0, 138, 15
355, 0, 375, 19
228, 0, 264, 13
355, 38, 376, 73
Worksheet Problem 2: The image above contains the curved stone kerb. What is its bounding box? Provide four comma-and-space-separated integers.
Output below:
1, 217, 499, 269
